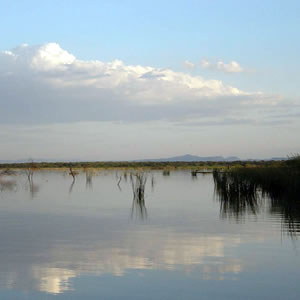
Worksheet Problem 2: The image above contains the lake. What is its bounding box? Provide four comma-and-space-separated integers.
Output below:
0, 170, 299, 299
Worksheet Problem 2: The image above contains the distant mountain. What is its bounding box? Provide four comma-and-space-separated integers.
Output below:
137, 154, 240, 162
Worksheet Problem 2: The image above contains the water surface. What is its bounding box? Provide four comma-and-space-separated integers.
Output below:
0, 170, 299, 299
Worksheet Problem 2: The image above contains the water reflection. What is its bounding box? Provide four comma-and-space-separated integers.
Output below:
19, 165, 39, 198
32, 267, 75, 294
117, 175, 122, 191
123, 172, 128, 182
85, 170, 93, 190
0, 220, 243, 295
213, 171, 260, 220
213, 170, 300, 236
130, 173, 147, 220
0, 169, 17, 176
151, 174, 155, 191
0, 178, 17, 193
69, 178, 75, 194
269, 197, 300, 238
28, 180, 39, 198
0, 170, 298, 298
162, 170, 170, 176
114, 171, 123, 191
67, 167, 80, 194
68, 167, 78, 181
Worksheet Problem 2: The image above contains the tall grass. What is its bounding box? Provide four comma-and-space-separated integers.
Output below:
213, 170, 260, 220
213, 155, 300, 234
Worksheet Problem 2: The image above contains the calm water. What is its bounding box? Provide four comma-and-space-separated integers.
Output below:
0, 170, 299, 299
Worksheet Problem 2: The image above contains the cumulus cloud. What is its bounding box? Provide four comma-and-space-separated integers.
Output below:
216, 60, 243, 73
1, 43, 244, 97
0, 43, 295, 127
201, 59, 243, 73
183, 60, 195, 69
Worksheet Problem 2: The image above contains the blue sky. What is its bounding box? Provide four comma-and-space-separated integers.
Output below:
1, 0, 299, 97
0, 0, 299, 160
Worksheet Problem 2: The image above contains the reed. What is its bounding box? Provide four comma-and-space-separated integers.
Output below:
213, 170, 260, 220
213, 155, 300, 233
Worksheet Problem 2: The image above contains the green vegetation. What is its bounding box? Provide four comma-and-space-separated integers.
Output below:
1, 156, 299, 233
213, 155, 300, 235
0, 159, 286, 171
214, 155, 300, 200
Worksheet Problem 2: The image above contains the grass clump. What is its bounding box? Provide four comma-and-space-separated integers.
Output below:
213, 155, 300, 234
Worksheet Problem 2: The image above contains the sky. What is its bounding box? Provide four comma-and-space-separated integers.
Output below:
0, 0, 300, 160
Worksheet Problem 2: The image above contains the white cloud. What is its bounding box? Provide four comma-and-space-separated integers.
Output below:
201, 59, 243, 73
183, 60, 195, 69
216, 60, 243, 73
0, 43, 245, 105
0, 43, 299, 159
0, 43, 297, 132
31, 43, 75, 70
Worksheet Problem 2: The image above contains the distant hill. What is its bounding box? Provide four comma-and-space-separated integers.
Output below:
137, 154, 240, 162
